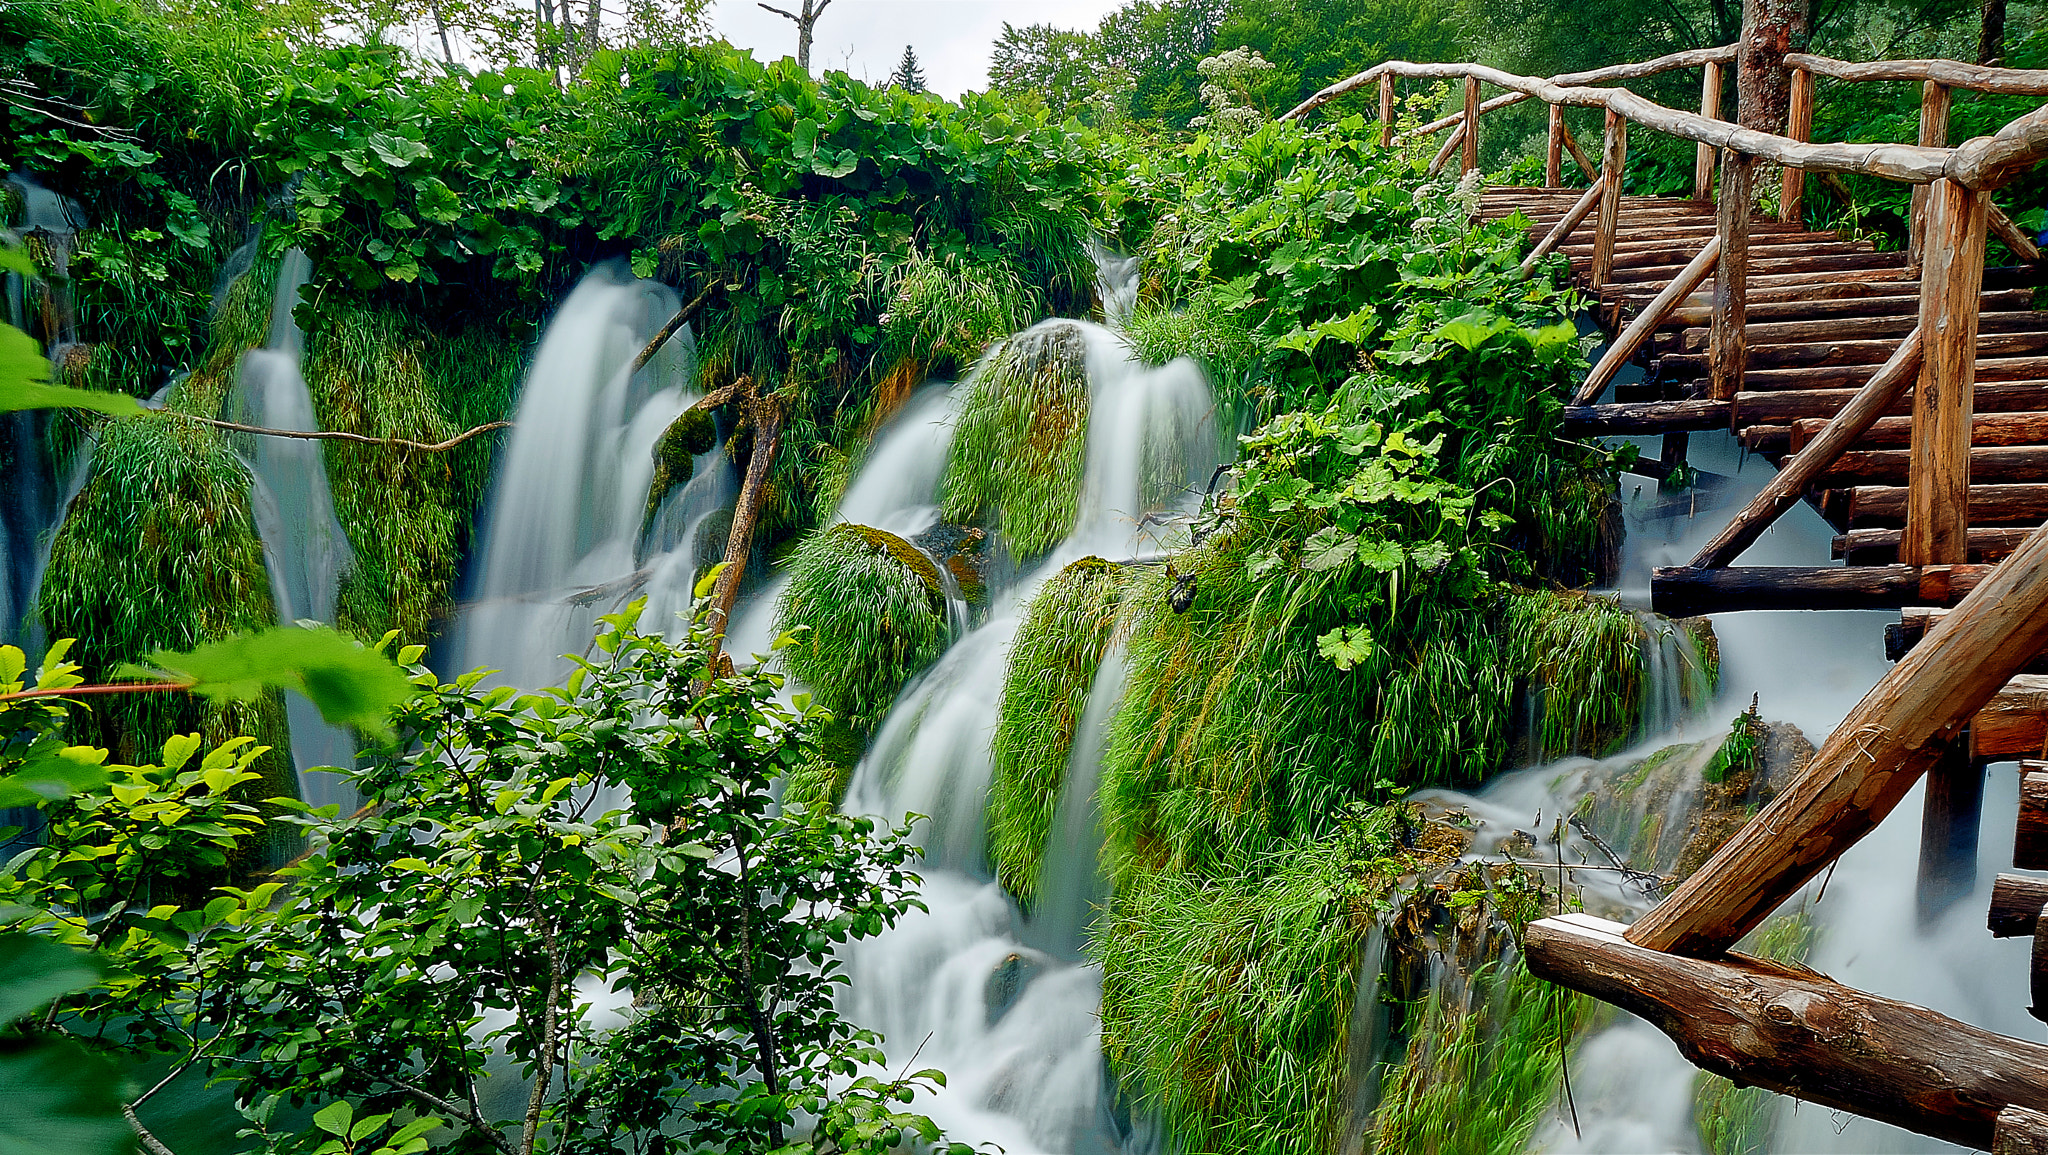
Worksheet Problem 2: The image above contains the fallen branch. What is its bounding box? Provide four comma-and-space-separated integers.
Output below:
629, 282, 720, 377
181, 414, 511, 453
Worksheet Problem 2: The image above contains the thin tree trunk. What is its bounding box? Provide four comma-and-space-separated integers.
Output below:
731, 826, 785, 1147
1980, 0, 2008, 64
707, 389, 782, 661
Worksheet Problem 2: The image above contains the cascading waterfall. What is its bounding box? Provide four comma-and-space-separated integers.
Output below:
1, 175, 82, 647
827, 284, 1214, 1152
455, 262, 725, 689
227, 248, 359, 808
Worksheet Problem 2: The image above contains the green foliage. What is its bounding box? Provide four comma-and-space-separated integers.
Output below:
774, 523, 952, 734
986, 557, 1125, 906
0, 607, 962, 1155
1694, 906, 1815, 1155
117, 625, 413, 737
940, 321, 1092, 557
1504, 590, 1688, 760
1701, 700, 1766, 786
0, 934, 129, 1155
879, 251, 1034, 376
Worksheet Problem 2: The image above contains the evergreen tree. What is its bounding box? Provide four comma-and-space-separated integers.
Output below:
890, 44, 927, 92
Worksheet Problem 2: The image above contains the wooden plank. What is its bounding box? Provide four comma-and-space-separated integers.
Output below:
1650, 563, 1989, 615
1725, 353, 2048, 392
1846, 482, 2048, 528
1690, 331, 1921, 568
1976, 674, 2048, 757
1592, 109, 1627, 288
1577, 237, 1720, 404
1905, 178, 1990, 565
1734, 381, 2048, 425
1795, 445, 2048, 487
1997, 1104, 2048, 1155
1607, 250, 1907, 284
1991, 873, 2048, 935
1628, 516, 2048, 956
1837, 526, 2034, 565
1711, 149, 1751, 401
1696, 60, 1722, 200
1520, 183, 1604, 275
1523, 914, 2048, 1150
1562, 398, 1732, 434
1782, 66, 1814, 223
2019, 768, 2047, 870
1706, 310, 2046, 349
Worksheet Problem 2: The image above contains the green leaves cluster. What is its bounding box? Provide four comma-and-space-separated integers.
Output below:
0, 603, 959, 1155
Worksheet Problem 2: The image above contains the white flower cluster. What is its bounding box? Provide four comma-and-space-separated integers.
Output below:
1189, 46, 1276, 138
1409, 170, 1487, 235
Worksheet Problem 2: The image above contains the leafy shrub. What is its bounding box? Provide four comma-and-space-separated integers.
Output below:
774, 523, 952, 734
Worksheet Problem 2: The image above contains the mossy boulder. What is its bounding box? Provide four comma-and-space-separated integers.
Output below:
644, 406, 717, 527
773, 522, 950, 734
939, 320, 1090, 558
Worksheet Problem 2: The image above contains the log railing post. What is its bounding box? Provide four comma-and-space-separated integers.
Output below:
1695, 60, 1723, 200
1591, 108, 1626, 288
1708, 148, 1752, 400
1627, 512, 2048, 956
1780, 66, 1814, 223
1904, 177, 1988, 566
1379, 73, 1396, 148
1910, 81, 1953, 270
1546, 104, 1565, 186
1462, 74, 1481, 174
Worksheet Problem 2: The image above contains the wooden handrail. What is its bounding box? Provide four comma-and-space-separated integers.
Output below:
1287, 43, 1738, 124
1786, 53, 2048, 95
1290, 58, 2048, 190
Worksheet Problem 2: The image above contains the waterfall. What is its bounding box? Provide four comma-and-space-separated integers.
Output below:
825, 293, 1214, 1153
456, 262, 722, 690
227, 249, 359, 808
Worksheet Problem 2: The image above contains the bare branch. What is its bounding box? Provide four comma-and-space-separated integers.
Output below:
179, 414, 512, 453
757, 2, 800, 21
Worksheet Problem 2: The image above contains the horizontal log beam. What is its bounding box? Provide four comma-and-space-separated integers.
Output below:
1794, 411, 2048, 451
1650, 563, 1988, 615
1793, 445, 2048, 487
1562, 398, 1732, 434
1974, 675, 2048, 759
1734, 381, 2048, 425
1784, 53, 2048, 95
1992, 873, 2048, 936
1523, 913, 2048, 1150
1840, 526, 2034, 564
1671, 288, 2036, 327
1842, 482, 2048, 527
1691, 310, 2046, 349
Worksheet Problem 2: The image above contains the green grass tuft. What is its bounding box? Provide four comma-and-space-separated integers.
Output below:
774, 523, 951, 735
940, 321, 1090, 558
986, 556, 1125, 906
880, 251, 1035, 377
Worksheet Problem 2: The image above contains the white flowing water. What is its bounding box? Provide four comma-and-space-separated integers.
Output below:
823, 296, 1211, 1152
227, 249, 359, 808
455, 262, 724, 690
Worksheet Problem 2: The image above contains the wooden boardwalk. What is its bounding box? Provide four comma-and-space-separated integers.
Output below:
1485, 186, 2048, 568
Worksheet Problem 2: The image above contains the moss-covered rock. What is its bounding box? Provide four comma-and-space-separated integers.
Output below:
643, 405, 717, 530
773, 522, 950, 735
940, 320, 1090, 558
986, 556, 1125, 906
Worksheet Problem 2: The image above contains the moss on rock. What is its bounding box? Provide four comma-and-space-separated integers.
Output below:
986, 556, 1125, 906
773, 522, 951, 734
940, 321, 1090, 558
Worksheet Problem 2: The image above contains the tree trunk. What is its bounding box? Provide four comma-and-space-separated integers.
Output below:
1980, 0, 2009, 65
1524, 913, 2048, 1151
707, 391, 783, 661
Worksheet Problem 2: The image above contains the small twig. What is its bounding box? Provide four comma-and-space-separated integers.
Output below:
180, 414, 512, 453
123, 1103, 179, 1155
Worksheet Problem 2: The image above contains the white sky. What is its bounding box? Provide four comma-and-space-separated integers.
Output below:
706, 0, 1128, 98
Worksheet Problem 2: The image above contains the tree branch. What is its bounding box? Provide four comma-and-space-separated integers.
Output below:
757, 2, 799, 21
0, 681, 189, 703
123, 1103, 178, 1155
629, 284, 719, 377
178, 414, 512, 453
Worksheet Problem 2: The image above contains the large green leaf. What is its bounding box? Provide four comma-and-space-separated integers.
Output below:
0, 935, 104, 1027
119, 627, 414, 737
0, 1039, 132, 1155
0, 325, 141, 417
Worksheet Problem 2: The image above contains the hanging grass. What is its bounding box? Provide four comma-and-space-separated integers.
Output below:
1370, 957, 1593, 1155
985, 556, 1125, 907
1503, 589, 1650, 761
305, 303, 522, 644
773, 523, 950, 735
879, 250, 1034, 378
37, 414, 298, 862
1122, 288, 1262, 433
939, 321, 1090, 558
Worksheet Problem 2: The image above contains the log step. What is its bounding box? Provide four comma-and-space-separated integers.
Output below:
1686, 311, 2048, 350
1991, 873, 2048, 937
1792, 411, 2048, 452
2021, 767, 2046, 871
1837, 483, 2048, 529
1734, 382, 2048, 425
1838, 527, 2035, 565
1975, 676, 2048, 759
1791, 445, 2048, 488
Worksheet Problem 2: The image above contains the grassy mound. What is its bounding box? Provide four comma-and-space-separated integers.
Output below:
940, 321, 1090, 558
986, 556, 1125, 906
774, 522, 950, 735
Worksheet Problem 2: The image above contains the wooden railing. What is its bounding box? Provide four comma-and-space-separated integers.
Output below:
1289, 50, 2048, 569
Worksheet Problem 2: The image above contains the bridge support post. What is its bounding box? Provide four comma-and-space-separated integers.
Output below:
1378, 74, 1395, 148
1546, 104, 1565, 187
1910, 82, 1953, 271
1694, 61, 1722, 200
1917, 744, 1986, 926
1904, 177, 1987, 567
1462, 75, 1480, 174
1591, 109, 1626, 287
1780, 66, 1814, 223
1709, 149, 1751, 400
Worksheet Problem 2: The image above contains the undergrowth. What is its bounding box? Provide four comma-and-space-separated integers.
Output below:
940, 321, 1091, 558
